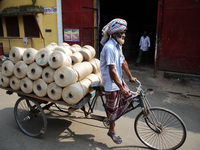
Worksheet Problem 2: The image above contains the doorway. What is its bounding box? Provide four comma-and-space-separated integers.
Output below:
99, 0, 158, 64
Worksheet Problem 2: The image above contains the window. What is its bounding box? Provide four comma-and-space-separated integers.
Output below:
0, 17, 3, 37
23, 15, 40, 37
5, 16, 19, 37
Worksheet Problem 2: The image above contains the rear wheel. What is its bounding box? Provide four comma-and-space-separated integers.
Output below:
134, 107, 187, 150
14, 97, 47, 137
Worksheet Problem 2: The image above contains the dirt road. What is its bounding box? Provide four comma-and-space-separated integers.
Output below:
0, 64, 200, 150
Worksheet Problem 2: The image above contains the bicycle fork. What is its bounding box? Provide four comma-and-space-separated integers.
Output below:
140, 94, 162, 133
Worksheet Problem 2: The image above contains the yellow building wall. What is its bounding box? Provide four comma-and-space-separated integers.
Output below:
0, 0, 58, 54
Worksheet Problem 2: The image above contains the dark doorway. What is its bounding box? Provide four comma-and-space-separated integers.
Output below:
100, 0, 158, 64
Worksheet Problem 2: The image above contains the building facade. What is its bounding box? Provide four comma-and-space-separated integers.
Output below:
0, 0, 99, 55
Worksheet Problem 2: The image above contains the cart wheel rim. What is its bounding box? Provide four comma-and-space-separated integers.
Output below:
14, 97, 47, 137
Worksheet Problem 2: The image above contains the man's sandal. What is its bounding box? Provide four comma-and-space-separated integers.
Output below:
107, 132, 122, 144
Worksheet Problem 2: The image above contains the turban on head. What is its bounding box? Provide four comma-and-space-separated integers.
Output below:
100, 18, 127, 46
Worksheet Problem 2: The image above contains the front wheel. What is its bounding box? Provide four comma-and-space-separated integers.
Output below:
134, 107, 187, 150
14, 97, 47, 137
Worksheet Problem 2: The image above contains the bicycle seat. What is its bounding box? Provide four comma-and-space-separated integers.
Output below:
90, 81, 104, 91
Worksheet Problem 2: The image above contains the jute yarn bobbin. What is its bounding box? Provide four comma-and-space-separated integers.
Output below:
72, 62, 93, 80
79, 48, 93, 61
62, 78, 91, 105
10, 75, 20, 90
47, 82, 62, 100
14, 61, 28, 79
23, 48, 37, 64
54, 66, 77, 87
54, 46, 73, 56
69, 46, 77, 53
35, 48, 52, 66
71, 44, 81, 51
86, 73, 100, 83
89, 58, 100, 74
45, 42, 58, 51
27, 62, 43, 80
83, 45, 96, 58
42, 66, 55, 83
33, 79, 47, 97
20, 77, 33, 94
70, 52, 84, 65
95, 72, 103, 85
48, 51, 72, 69
9, 47, 26, 64
59, 43, 70, 48
2, 60, 14, 77
0, 74, 10, 87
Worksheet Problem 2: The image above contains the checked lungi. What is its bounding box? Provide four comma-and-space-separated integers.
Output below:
105, 82, 134, 122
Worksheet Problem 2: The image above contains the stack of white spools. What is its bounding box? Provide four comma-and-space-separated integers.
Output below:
0, 42, 102, 105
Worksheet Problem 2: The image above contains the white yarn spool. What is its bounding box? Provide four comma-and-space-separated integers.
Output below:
86, 73, 100, 83
79, 48, 93, 61
54, 66, 77, 87
95, 72, 103, 85
69, 46, 77, 53
10, 75, 20, 90
33, 79, 47, 97
47, 82, 62, 100
2, 60, 14, 77
72, 62, 93, 80
0, 74, 10, 87
71, 44, 81, 51
83, 45, 96, 58
42, 66, 55, 83
59, 42, 70, 47
35, 48, 52, 66
23, 48, 38, 64
62, 78, 91, 105
89, 58, 100, 74
14, 61, 28, 79
54, 46, 72, 56
9, 47, 26, 64
27, 62, 43, 80
48, 51, 72, 69
45, 42, 58, 51
20, 77, 33, 94
70, 52, 84, 64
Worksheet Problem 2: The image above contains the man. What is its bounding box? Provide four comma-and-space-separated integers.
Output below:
135, 31, 150, 66
100, 18, 137, 144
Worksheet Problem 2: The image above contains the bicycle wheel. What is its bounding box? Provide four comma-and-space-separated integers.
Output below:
14, 97, 47, 137
134, 107, 187, 150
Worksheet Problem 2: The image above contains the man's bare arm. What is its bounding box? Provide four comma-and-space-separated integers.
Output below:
109, 65, 129, 96
122, 60, 137, 83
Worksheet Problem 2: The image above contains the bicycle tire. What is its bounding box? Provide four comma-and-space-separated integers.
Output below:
134, 107, 187, 150
14, 97, 47, 137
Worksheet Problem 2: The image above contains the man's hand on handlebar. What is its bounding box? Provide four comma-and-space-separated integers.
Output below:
129, 77, 137, 83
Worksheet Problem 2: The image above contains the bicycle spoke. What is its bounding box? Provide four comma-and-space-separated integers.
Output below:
135, 108, 186, 150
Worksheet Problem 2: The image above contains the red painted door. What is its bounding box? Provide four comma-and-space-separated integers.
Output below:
62, 0, 96, 47
157, 0, 200, 74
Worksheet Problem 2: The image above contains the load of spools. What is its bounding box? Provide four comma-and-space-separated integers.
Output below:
0, 42, 102, 105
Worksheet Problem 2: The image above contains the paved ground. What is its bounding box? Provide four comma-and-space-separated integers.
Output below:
0, 63, 200, 150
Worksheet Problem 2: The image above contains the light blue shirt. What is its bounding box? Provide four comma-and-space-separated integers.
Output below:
139, 36, 150, 51
100, 38, 125, 92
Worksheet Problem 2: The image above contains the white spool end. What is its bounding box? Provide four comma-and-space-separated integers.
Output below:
23, 48, 38, 64
42, 66, 55, 83
20, 77, 33, 94
2, 60, 14, 77
14, 61, 28, 79
47, 82, 62, 100
27, 62, 43, 80
10, 75, 20, 90
33, 79, 47, 97
54, 66, 77, 87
